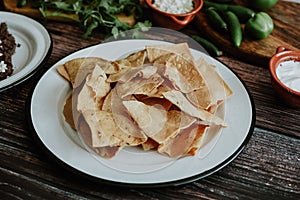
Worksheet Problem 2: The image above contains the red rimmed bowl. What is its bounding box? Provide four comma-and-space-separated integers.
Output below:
269, 46, 300, 108
145, 0, 203, 30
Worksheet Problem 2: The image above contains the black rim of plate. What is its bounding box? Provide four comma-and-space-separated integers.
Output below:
0, 11, 53, 93
25, 43, 256, 188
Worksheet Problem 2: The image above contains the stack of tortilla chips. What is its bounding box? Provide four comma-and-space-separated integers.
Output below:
57, 43, 233, 159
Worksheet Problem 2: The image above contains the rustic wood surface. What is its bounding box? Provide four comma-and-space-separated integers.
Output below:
195, 0, 300, 65
1, 0, 299, 199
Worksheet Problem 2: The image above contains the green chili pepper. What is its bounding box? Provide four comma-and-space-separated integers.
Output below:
203, 1, 228, 11
204, 2, 255, 23
250, 0, 278, 10
191, 35, 223, 57
227, 5, 255, 23
245, 12, 274, 40
17, 0, 27, 8
206, 8, 228, 32
223, 11, 242, 47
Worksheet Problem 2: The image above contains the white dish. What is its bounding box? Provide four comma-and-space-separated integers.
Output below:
29, 39, 255, 187
0, 11, 52, 91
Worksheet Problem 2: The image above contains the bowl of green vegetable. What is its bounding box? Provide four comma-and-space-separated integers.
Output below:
145, 0, 203, 30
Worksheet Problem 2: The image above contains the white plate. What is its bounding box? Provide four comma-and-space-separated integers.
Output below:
0, 11, 52, 91
29, 40, 255, 187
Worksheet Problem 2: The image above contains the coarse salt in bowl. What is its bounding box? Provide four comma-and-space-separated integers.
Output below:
145, 0, 203, 30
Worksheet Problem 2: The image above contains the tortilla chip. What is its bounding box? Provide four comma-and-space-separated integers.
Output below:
146, 43, 194, 63
82, 110, 146, 147
107, 65, 157, 83
108, 50, 147, 74
85, 65, 111, 98
123, 100, 167, 137
162, 90, 225, 126
56, 64, 70, 82
116, 73, 164, 99
142, 97, 173, 111
196, 58, 233, 104
94, 146, 122, 158
62, 57, 111, 88
101, 90, 112, 112
77, 114, 121, 158
186, 86, 212, 110
163, 62, 195, 93
157, 124, 199, 158
186, 125, 209, 156
106, 68, 131, 83
150, 110, 196, 144
165, 54, 206, 93
123, 49, 147, 67
77, 65, 110, 113
141, 138, 159, 151
63, 93, 76, 130
111, 88, 147, 140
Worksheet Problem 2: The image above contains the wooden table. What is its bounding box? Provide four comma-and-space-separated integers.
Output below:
1, 1, 299, 199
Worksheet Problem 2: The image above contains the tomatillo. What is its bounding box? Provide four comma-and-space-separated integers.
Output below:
250, 0, 278, 10
245, 12, 274, 40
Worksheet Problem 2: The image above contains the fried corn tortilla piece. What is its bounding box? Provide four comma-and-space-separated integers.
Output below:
186, 58, 233, 110
162, 90, 226, 126
107, 50, 147, 74
56, 64, 70, 82
186, 87, 212, 110
186, 125, 209, 156
141, 97, 173, 111
165, 54, 206, 93
101, 90, 112, 112
111, 88, 148, 140
196, 58, 233, 104
77, 114, 121, 158
63, 93, 76, 130
58, 57, 112, 88
94, 146, 122, 158
107, 65, 157, 83
141, 138, 159, 151
146, 43, 194, 63
162, 61, 195, 93
148, 43, 208, 93
123, 100, 167, 137
106, 68, 131, 83
116, 73, 164, 99
77, 65, 110, 113
85, 65, 111, 98
150, 110, 196, 144
82, 110, 146, 147
157, 123, 200, 158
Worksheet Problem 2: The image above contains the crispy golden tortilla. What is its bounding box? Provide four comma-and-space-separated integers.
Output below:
58, 43, 233, 159
111, 88, 148, 140
116, 73, 164, 99
157, 124, 199, 158
107, 50, 147, 74
77, 65, 110, 113
150, 110, 196, 144
146, 43, 194, 63
63, 93, 76, 130
56, 57, 111, 88
162, 90, 225, 126
123, 100, 167, 137
82, 110, 146, 147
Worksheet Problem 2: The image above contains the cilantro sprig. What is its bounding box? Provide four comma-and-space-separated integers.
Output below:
20, 0, 151, 38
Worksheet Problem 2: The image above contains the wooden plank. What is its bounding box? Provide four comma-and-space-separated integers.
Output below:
1, 124, 299, 198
